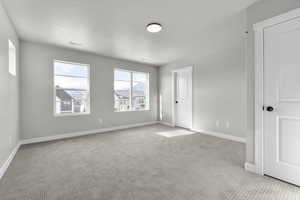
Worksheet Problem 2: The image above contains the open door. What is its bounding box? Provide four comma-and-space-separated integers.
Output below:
263, 16, 300, 186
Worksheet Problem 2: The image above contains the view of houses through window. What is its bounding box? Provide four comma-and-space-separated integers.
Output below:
54, 60, 90, 115
114, 69, 149, 112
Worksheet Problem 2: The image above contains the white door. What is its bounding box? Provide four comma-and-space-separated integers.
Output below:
264, 16, 300, 186
175, 67, 192, 129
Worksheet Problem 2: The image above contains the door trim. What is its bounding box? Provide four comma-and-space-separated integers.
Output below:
171, 66, 193, 129
253, 8, 300, 176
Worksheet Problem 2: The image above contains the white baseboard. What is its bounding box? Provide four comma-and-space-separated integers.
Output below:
0, 121, 158, 180
21, 121, 158, 145
244, 162, 256, 173
158, 121, 175, 127
191, 129, 246, 143
0, 142, 21, 180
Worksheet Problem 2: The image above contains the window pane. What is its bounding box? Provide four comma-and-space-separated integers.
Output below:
114, 69, 149, 112
133, 72, 147, 82
114, 70, 131, 111
55, 76, 88, 90
114, 70, 130, 81
132, 72, 149, 111
56, 89, 89, 114
54, 60, 90, 115
8, 40, 16, 76
54, 61, 88, 77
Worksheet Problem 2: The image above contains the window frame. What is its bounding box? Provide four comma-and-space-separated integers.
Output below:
53, 59, 91, 117
114, 68, 150, 112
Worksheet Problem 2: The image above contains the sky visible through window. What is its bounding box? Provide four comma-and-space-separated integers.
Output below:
54, 61, 89, 90
114, 70, 147, 90
55, 61, 88, 77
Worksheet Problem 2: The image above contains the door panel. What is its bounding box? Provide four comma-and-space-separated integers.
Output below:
175, 68, 192, 129
278, 117, 300, 167
264, 17, 300, 186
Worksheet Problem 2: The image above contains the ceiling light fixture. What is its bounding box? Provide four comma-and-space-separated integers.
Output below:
146, 23, 162, 33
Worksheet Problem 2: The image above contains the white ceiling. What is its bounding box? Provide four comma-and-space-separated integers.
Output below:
2, 0, 258, 66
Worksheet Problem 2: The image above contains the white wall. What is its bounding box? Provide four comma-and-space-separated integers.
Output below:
20, 41, 158, 139
245, 0, 300, 164
0, 3, 19, 168
159, 11, 247, 139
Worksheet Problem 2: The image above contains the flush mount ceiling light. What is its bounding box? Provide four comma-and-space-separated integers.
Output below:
146, 23, 162, 33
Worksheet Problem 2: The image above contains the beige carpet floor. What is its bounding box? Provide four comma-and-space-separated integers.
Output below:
0, 124, 299, 200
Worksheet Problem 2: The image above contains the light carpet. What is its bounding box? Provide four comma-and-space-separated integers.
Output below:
0, 124, 299, 200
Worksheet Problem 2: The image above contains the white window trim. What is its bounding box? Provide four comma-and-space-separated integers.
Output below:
114, 68, 150, 112
53, 59, 91, 117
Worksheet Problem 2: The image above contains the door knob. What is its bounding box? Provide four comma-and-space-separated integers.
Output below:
175, 101, 178, 104
266, 106, 274, 112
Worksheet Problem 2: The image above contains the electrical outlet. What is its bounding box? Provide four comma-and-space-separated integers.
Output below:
98, 118, 103, 124
215, 120, 220, 127
226, 121, 230, 129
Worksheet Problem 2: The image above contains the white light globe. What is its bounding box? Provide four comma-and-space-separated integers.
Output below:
146, 23, 162, 33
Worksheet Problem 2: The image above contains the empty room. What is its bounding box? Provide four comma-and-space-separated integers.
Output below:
1, 0, 300, 199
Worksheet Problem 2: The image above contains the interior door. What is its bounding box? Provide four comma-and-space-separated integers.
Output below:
264, 16, 300, 186
175, 68, 192, 129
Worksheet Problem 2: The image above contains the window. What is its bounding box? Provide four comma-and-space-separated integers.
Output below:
54, 60, 90, 116
114, 69, 149, 112
8, 39, 16, 76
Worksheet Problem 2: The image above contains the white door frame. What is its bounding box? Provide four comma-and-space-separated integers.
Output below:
171, 66, 193, 129
253, 8, 300, 175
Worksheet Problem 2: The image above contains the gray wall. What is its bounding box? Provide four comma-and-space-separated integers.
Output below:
20, 41, 158, 139
0, 3, 19, 167
246, 0, 300, 163
159, 0, 300, 165
159, 11, 247, 139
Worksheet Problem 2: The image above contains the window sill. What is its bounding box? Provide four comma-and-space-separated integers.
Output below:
114, 109, 150, 113
54, 112, 90, 117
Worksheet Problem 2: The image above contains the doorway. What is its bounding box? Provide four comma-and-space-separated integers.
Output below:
172, 67, 193, 129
